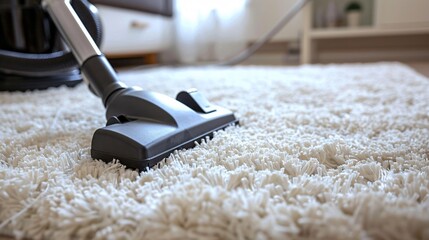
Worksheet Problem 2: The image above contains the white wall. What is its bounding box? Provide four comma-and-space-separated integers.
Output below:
245, 0, 303, 42
375, 0, 429, 28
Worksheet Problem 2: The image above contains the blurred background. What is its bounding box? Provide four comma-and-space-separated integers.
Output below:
89, 0, 429, 73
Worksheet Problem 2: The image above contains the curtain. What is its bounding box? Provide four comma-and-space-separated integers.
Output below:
173, 0, 248, 63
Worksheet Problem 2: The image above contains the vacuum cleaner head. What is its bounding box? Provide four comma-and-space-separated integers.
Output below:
91, 88, 238, 171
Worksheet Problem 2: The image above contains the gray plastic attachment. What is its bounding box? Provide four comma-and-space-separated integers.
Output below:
91, 88, 238, 171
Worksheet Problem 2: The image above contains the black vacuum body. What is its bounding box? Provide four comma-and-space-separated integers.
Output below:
0, 0, 102, 91
8, 0, 238, 171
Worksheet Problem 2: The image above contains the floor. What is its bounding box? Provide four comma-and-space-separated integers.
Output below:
0, 60, 428, 240
406, 61, 429, 78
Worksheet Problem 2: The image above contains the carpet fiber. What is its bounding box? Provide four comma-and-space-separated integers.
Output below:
1, 63, 428, 239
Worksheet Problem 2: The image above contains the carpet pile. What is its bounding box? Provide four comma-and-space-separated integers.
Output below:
0, 62, 428, 239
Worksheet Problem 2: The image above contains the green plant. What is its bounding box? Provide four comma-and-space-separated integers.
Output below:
345, 2, 362, 12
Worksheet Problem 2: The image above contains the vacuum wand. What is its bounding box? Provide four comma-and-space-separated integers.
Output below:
42, 0, 125, 105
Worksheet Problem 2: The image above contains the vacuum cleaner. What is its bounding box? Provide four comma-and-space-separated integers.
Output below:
1, 0, 310, 170
1, 0, 238, 171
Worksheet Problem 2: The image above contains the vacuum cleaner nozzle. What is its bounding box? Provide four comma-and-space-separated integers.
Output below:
91, 88, 238, 171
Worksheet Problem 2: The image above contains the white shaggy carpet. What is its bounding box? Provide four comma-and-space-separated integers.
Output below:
1, 62, 428, 239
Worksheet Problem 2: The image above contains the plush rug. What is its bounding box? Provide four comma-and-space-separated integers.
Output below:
0, 62, 428, 240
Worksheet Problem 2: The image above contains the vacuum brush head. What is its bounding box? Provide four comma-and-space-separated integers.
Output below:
91, 88, 238, 171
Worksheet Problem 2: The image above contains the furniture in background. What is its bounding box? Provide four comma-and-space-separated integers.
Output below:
89, 0, 173, 64
85, 0, 429, 65
300, 0, 429, 64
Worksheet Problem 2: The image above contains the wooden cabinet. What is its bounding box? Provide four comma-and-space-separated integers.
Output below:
93, 5, 173, 58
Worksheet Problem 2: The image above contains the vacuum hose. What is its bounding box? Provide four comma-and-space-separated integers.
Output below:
0, 0, 102, 76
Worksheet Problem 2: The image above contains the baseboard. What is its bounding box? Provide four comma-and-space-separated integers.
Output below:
317, 49, 429, 63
